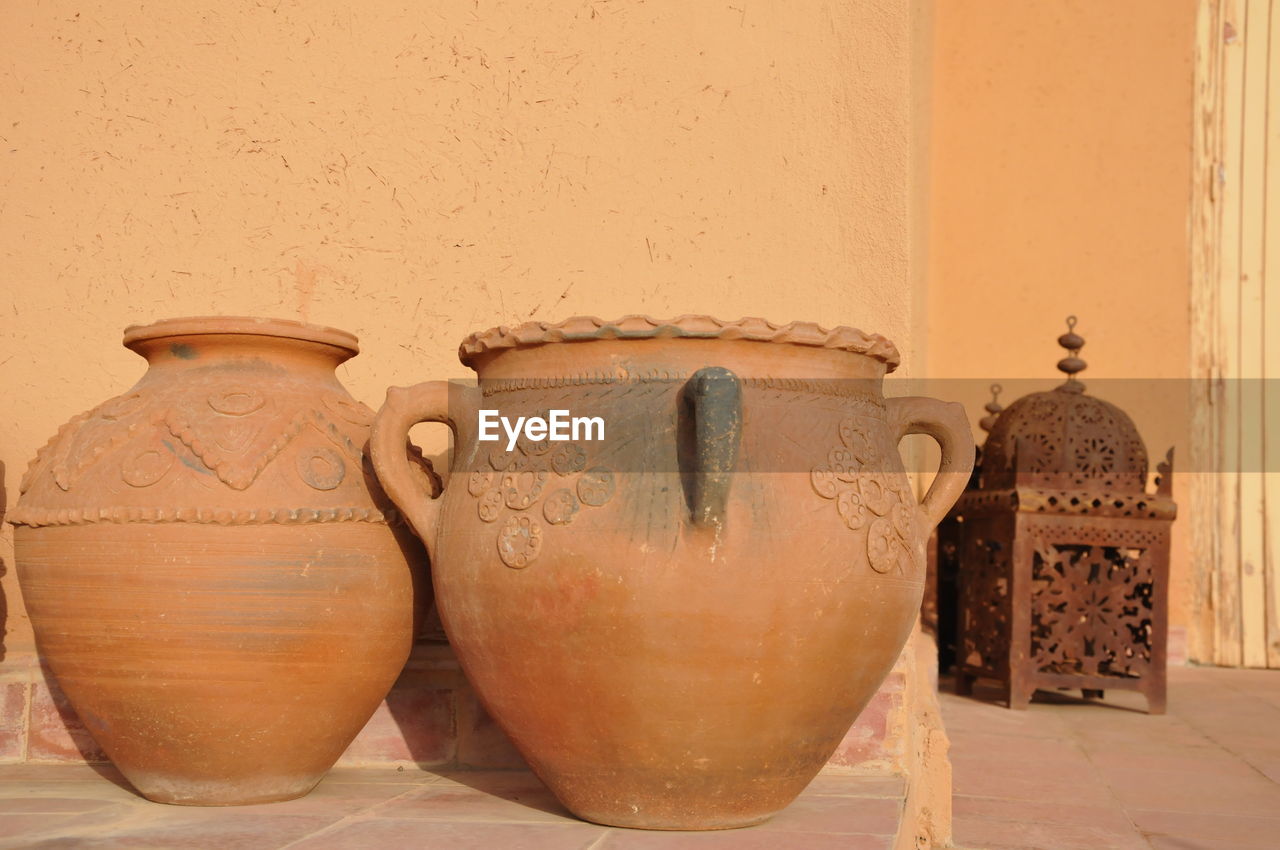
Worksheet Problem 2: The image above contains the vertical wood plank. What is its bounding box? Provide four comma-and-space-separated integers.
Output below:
1190, 0, 1226, 664
1238, 0, 1271, 667
1263, 0, 1280, 669
1216, 0, 1247, 667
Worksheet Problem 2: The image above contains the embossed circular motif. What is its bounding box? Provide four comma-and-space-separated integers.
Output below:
489, 446, 517, 471
811, 467, 839, 499
839, 417, 878, 464
859, 474, 894, 515
827, 448, 859, 482
469, 470, 495, 496
100, 392, 146, 421
469, 440, 615, 568
478, 489, 503, 522
497, 515, 543, 568
543, 489, 580, 525
577, 468, 615, 507
296, 447, 346, 490
502, 470, 549, 510
122, 447, 174, 488
551, 442, 587, 476
836, 490, 868, 530
208, 390, 266, 417
867, 517, 900, 573
521, 432, 554, 456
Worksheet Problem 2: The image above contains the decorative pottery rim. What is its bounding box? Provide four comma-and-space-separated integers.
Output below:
7, 504, 399, 528
123, 316, 360, 355
457, 315, 902, 371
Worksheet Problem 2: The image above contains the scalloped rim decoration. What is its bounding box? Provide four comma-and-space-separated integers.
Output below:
123, 316, 360, 356
457, 315, 902, 372
8, 504, 399, 528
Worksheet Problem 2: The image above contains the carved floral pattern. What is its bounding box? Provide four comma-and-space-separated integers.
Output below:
810, 415, 919, 576
467, 415, 614, 569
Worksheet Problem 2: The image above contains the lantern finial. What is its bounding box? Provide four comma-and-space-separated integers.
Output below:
1056, 315, 1087, 389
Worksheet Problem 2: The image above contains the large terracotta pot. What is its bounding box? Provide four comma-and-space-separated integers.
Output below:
371, 316, 973, 830
12, 317, 434, 805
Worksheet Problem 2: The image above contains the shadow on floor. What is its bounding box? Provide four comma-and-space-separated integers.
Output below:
939, 672, 1149, 715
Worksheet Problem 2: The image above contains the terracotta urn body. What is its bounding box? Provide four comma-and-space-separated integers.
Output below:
12, 317, 432, 805
371, 316, 973, 830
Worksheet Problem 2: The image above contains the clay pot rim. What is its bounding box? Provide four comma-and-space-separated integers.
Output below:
123, 316, 359, 355
458, 315, 901, 371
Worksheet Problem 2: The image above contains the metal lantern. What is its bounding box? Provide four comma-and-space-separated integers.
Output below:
951, 317, 1175, 713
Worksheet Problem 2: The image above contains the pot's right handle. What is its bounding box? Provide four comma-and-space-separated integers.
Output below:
885, 397, 975, 531
371, 382, 461, 557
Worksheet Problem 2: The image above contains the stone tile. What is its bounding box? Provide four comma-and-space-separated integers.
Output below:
1095, 765, 1280, 816
1146, 837, 1266, 850
946, 728, 1085, 764
318, 766, 451, 785
338, 676, 454, 766
952, 795, 1136, 833
376, 774, 577, 823
953, 815, 1151, 850
599, 829, 892, 849
20, 812, 344, 849
0, 811, 133, 849
1252, 756, 1280, 785
427, 769, 552, 792
805, 773, 905, 798
944, 669, 1280, 850
287, 819, 606, 849
1130, 808, 1280, 847
257, 776, 422, 817
1085, 748, 1260, 778
948, 752, 1115, 806
754, 794, 900, 836
0, 796, 119, 813
26, 675, 106, 763
941, 695, 1074, 741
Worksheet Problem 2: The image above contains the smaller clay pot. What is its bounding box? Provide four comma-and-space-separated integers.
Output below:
12, 317, 434, 805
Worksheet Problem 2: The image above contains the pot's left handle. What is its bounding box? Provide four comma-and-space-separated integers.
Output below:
371, 382, 467, 558
885, 396, 975, 531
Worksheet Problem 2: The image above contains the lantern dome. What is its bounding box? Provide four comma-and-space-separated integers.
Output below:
979, 317, 1148, 493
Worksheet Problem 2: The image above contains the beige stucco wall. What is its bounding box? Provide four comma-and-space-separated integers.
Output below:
928, 0, 1197, 652
1, 2, 932, 656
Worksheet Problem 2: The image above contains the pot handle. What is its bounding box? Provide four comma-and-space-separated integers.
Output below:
884, 396, 975, 530
681, 366, 743, 529
371, 382, 465, 557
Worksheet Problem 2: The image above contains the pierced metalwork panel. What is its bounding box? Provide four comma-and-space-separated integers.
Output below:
1029, 542, 1155, 679
957, 517, 1013, 676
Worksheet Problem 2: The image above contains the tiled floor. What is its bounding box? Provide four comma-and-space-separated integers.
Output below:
0, 764, 906, 849
942, 666, 1280, 850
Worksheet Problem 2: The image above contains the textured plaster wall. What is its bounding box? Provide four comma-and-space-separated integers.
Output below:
0, 1, 929, 659
928, 0, 1197, 652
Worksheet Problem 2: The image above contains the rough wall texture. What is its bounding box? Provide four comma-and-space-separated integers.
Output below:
0, 0, 936, 805
1, 0, 926, 658
928, 0, 1197, 657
